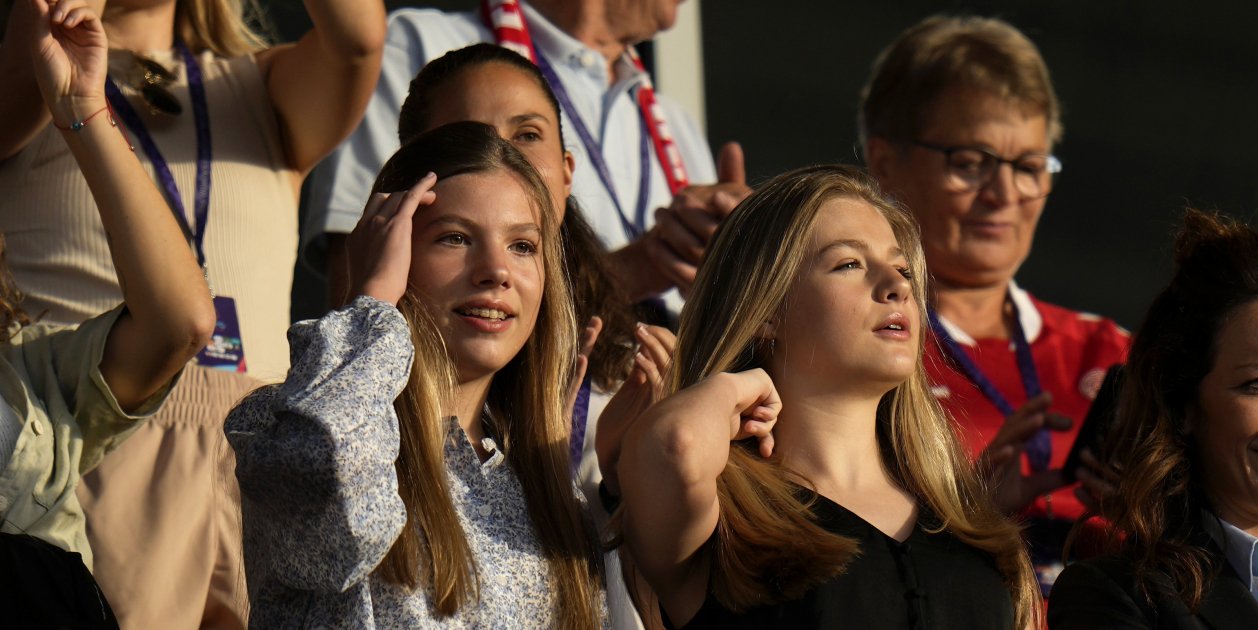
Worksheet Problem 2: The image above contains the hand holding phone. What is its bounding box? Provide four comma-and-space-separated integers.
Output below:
1062, 364, 1125, 484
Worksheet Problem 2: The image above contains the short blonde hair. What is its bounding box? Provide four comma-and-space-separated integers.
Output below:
859, 15, 1062, 151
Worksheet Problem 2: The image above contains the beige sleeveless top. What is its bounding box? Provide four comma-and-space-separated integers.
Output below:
0, 49, 297, 383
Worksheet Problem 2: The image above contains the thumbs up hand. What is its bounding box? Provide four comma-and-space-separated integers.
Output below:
643, 142, 752, 297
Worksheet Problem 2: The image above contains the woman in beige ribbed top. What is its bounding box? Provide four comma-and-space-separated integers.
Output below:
0, 0, 386, 627
1, 0, 385, 383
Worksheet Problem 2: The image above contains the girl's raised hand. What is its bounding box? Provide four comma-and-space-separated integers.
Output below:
721, 368, 781, 459
348, 173, 437, 306
596, 323, 676, 496
28, 0, 108, 119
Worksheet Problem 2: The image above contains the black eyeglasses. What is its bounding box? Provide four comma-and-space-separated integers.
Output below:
913, 141, 1062, 200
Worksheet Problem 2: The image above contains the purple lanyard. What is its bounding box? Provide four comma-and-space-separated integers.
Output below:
569, 377, 591, 473
105, 42, 212, 268
928, 297, 1051, 472
535, 50, 652, 241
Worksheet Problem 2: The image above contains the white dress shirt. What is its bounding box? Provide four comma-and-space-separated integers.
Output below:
302, 3, 717, 297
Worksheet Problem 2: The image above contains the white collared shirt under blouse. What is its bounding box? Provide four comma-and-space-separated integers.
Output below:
302, 3, 717, 304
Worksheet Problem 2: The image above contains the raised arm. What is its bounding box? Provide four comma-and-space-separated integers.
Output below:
0, 0, 103, 159
27, 0, 213, 410
227, 296, 414, 594
227, 174, 435, 596
617, 368, 779, 625
256, 0, 386, 174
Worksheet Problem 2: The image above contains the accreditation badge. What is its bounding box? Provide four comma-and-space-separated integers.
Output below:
196, 295, 247, 372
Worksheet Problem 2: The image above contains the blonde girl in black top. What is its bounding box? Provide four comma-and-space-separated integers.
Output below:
607, 165, 1039, 629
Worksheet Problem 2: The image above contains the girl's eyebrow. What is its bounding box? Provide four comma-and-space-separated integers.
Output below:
508, 112, 550, 125
818, 239, 904, 258
506, 222, 541, 235
425, 215, 472, 229
425, 215, 540, 235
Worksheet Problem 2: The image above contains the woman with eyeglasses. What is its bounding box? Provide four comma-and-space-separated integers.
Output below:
0, 0, 384, 626
859, 15, 1130, 596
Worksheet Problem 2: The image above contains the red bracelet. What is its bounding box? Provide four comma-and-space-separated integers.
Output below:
54, 105, 112, 132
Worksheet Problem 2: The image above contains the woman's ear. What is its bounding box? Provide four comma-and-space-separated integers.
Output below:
562, 150, 575, 198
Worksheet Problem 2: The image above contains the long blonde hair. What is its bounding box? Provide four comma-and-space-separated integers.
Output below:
0, 0, 269, 56
372, 122, 602, 628
174, 0, 270, 57
665, 165, 1038, 626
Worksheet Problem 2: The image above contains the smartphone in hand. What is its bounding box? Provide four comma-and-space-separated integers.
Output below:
1062, 364, 1124, 484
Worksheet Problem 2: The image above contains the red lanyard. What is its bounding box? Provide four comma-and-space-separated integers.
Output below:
480, 0, 691, 196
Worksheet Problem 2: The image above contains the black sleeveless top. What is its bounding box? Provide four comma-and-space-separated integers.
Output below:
672, 494, 1015, 630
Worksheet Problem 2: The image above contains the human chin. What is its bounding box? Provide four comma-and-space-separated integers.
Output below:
934, 239, 1026, 283
445, 333, 529, 384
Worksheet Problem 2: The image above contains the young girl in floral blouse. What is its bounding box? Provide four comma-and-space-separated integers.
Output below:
227, 121, 604, 628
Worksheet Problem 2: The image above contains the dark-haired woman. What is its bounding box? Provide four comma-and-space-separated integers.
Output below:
1049, 209, 1258, 629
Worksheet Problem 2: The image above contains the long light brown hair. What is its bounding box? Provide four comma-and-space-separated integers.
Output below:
372, 121, 602, 628
658, 165, 1038, 626
1087, 209, 1258, 610
398, 43, 637, 391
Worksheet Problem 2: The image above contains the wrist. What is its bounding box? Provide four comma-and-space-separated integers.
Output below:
351, 281, 401, 306
705, 373, 746, 440
50, 96, 110, 130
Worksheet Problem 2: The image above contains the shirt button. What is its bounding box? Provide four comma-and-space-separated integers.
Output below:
578, 51, 598, 68
30, 420, 42, 436
478, 504, 492, 518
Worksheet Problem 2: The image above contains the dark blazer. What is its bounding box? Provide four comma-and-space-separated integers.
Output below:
1048, 545, 1258, 630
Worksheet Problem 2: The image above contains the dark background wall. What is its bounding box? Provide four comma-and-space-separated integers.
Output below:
699, 1, 1258, 330
276, 1, 1258, 329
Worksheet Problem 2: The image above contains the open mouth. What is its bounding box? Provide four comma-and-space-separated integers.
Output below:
875, 313, 910, 336
455, 306, 511, 321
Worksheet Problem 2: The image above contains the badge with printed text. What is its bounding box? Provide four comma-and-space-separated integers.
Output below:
195, 295, 247, 372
